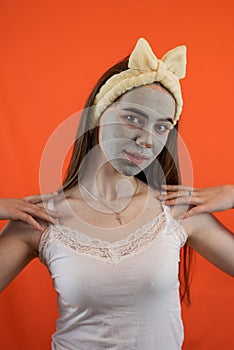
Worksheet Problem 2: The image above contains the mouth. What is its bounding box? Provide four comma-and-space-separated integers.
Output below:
123, 150, 150, 165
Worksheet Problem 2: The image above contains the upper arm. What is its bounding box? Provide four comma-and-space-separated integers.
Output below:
182, 212, 234, 277
0, 220, 46, 292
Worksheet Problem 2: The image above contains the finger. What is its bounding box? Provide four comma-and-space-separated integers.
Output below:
162, 196, 202, 206
23, 192, 59, 204
20, 202, 63, 218
159, 191, 188, 200
21, 207, 58, 224
159, 191, 198, 201
45, 209, 64, 217
17, 213, 46, 231
17, 205, 57, 224
182, 206, 207, 218
161, 184, 195, 192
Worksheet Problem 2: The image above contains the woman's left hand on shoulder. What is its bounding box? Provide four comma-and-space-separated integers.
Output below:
158, 184, 234, 218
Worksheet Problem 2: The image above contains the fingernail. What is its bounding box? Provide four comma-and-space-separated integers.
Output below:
50, 218, 56, 224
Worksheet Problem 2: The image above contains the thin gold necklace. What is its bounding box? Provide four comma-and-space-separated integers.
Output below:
80, 180, 139, 225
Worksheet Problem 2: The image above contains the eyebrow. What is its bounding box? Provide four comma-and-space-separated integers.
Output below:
122, 107, 173, 124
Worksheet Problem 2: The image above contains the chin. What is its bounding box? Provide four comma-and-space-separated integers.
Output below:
120, 169, 139, 177
111, 159, 145, 177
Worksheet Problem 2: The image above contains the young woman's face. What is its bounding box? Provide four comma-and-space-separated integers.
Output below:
98, 84, 176, 176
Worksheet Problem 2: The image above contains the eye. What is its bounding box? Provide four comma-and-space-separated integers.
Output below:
154, 123, 171, 134
121, 114, 143, 127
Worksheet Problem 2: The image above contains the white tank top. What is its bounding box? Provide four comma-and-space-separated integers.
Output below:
38, 200, 188, 350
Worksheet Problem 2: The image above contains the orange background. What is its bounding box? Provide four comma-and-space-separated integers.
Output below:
0, 0, 234, 349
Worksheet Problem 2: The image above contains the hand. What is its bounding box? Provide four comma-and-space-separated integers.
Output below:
0, 193, 63, 230
158, 184, 234, 218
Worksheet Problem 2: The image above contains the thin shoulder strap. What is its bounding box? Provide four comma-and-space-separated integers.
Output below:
47, 198, 59, 225
162, 203, 171, 214
47, 198, 55, 210
162, 203, 188, 246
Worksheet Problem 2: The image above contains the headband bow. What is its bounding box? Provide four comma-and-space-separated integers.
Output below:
129, 37, 186, 79
93, 38, 187, 126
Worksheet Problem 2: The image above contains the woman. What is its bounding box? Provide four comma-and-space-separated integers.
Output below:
0, 38, 233, 350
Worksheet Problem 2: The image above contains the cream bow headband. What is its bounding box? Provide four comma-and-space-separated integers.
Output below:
93, 38, 187, 126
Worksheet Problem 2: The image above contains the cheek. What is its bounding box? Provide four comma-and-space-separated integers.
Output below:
103, 126, 115, 140
99, 125, 127, 158
152, 135, 169, 156
101, 124, 135, 142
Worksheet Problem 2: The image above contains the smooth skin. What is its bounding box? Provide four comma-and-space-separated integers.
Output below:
0, 84, 233, 293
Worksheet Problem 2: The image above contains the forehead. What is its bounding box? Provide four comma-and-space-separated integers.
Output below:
116, 85, 175, 117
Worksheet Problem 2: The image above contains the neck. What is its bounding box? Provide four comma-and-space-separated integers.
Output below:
79, 145, 137, 201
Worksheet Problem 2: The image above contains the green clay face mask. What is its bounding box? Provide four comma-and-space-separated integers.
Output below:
98, 86, 176, 177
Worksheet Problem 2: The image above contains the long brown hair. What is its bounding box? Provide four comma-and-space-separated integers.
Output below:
62, 57, 193, 305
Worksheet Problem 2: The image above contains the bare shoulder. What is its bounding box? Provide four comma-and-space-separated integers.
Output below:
1, 219, 48, 253
167, 204, 221, 239
167, 205, 234, 276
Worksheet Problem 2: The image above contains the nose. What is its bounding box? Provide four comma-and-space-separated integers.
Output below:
136, 141, 152, 148
135, 128, 153, 149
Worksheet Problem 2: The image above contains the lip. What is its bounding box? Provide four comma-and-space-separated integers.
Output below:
124, 150, 150, 165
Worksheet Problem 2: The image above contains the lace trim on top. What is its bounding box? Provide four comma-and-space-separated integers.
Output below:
38, 207, 188, 266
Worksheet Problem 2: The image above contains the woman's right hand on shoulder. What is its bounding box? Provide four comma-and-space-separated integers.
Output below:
0, 193, 63, 230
